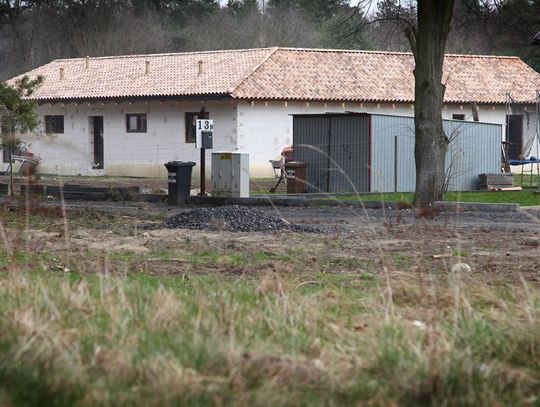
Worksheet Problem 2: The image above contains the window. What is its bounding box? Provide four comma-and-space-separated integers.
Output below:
452, 114, 465, 121
126, 113, 147, 133
1, 124, 18, 163
185, 112, 198, 143
506, 114, 523, 160
1, 125, 8, 163
1, 146, 21, 163
185, 112, 211, 143
45, 115, 64, 133
1, 140, 21, 162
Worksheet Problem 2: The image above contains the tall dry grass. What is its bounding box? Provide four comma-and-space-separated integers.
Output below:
0, 189, 539, 406
0, 265, 539, 406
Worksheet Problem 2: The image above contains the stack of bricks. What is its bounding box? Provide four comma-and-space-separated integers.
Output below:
478, 173, 514, 190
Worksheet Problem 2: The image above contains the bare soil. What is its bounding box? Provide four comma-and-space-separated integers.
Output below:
2, 199, 538, 284
0, 175, 283, 194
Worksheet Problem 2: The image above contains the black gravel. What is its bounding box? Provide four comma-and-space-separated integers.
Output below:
164, 205, 322, 233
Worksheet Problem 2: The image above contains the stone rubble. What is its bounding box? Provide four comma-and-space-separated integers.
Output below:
164, 205, 321, 233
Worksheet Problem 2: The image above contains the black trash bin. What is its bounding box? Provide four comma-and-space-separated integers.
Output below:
164, 161, 196, 205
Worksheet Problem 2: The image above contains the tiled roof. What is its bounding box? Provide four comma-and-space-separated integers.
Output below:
10, 48, 274, 101
234, 48, 540, 104
9, 47, 540, 104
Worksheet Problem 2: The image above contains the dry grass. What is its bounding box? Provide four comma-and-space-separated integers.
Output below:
0, 204, 539, 406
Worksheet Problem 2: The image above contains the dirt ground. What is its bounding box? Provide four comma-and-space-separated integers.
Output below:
2, 199, 538, 285
2, 197, 539, 407
0, 175, 284, 194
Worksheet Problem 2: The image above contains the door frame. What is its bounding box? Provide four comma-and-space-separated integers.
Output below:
89, 116, 104, 169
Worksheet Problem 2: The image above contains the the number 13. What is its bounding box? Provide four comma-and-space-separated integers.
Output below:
198, 121, 210, 130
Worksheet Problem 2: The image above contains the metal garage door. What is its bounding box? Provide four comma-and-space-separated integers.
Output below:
293, 114, 370, 193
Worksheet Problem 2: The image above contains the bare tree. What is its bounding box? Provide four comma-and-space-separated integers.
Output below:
366, 0, 415, 51
0, 1, 171, 80
404, 0, 455, 208
350, 0, 455, 207
181, 6, 322, 50
68, 6, 171, 57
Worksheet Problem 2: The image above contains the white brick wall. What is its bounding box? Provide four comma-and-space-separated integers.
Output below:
2, 98, 537, 178
10, 100, 238, 177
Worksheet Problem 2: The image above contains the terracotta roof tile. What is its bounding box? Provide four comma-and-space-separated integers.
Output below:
234, 48, 540, 104
11, 48, 275, 101
9, 47, 540, 104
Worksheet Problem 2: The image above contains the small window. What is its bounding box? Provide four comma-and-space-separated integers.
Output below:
126, 113, 147, 133
2, 148, 9, 163
45, 115, 64, 133
185, 112, 198, 143
1, 132, 21, 163
1, 146, 21, 163
1, 125, 10, 163
452, 114, 465, 121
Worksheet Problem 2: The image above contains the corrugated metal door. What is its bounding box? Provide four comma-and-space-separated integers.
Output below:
329, 116, 370, 193
293, 116, 331, 193
371, 114, 502, 192
371, 114, 415, 192
443, 120, 501, 191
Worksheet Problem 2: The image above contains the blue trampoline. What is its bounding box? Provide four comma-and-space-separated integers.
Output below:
508, 158, 540, 166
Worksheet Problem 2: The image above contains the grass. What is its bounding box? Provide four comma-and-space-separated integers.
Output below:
445, 190, 539, 206
0, 265, 539, 406
333, 189, 540, 206
513, 173, 539, 188
0, 202, 539, 405
253, 174, 539, 205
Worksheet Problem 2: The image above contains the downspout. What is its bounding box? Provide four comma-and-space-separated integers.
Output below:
368, 114, 372, 192
326, 117, 331, 193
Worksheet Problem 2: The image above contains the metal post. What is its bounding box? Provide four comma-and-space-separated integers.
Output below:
9, 144, 13, 198
326, 117, 332, 193
394, 136, 398, 193
198, 107, 209, 196
200, 147, 206, 196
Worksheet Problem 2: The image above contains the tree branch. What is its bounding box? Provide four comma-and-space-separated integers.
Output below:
404, 25, 417, 57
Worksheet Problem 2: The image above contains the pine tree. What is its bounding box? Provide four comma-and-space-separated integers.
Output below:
0, 75, 43, 196
227, 0, 258, 16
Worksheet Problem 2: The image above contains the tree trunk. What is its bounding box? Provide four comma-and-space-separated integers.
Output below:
407, 0, 455, 208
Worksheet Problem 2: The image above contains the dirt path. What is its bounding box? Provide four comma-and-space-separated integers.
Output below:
2, 199, 537, 285
62, 200, 540, 231
0, 175, 284, 194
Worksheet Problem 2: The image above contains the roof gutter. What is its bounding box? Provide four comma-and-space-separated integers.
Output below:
35, 94, 234, 105
234, 97, 536, 106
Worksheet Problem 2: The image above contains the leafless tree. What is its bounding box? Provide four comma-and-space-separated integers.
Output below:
181, 6, 322, 50
404, 0, 455, 208
68, 6, 171, 57
0, 2, 171, 80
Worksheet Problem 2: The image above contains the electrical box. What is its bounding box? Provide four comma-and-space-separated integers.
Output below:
211, 152, 249, 198
200, 131, 213, 149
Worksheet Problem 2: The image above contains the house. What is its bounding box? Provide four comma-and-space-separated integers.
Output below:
3, 47, 540, 177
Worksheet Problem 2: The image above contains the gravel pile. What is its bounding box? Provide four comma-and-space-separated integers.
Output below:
164, 205, 321, 233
